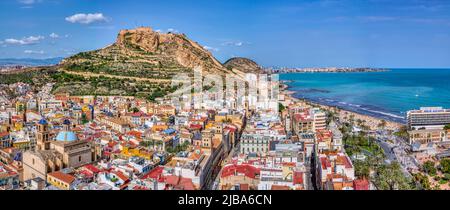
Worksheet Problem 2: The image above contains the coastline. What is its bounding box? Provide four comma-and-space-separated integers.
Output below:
268, 67, 389, 74
280, 82, 404, 131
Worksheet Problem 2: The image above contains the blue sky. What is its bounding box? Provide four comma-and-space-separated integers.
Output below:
1, 0, 450, 68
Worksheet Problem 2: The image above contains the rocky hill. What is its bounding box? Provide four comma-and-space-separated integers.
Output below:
60, 27, 232, 79
224, 57, 263, 74
3, 27, 248, 101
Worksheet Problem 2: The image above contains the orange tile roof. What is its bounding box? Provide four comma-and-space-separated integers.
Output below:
353, 179, 369, 190
271, 185, 290, 190
240, 184, 249, 190
221, 164, 260, 179
113, 171, 129, 181
337, 155, 353, 169
164, 175, 196, 190
0, 132, 10, 138
293, 171, 304, 185
48, 171, 75, 184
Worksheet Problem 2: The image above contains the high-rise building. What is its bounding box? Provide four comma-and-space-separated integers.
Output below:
407, 107, 450, 129
407, 107, 450, 146
311, 108, 327, 131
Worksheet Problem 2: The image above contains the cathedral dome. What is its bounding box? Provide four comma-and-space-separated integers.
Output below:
55, 131, 78, 142
62, 119, 71, 125
38, 118, 48, 125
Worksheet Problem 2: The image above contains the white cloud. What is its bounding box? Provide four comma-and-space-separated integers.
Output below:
359, 16, 398, 22
49, 33, 59, 38
4, 35, 44, 45
65, 13, 108, 24
49, 33, 59, 39
24, 50, 45, 54
221, 41, 249, 47
167, 28, 179, 33
203, 46, 219, 52
18, 0, 41, 8
18, 0, 41, 5
155, 28, 180, 34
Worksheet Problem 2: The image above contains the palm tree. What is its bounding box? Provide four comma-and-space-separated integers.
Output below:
355, 160, 371, 179
148, 138, 156, 150
349, 114, 355, 126
444, 124, 450, 141
378, 119, 387, 130
156, 140, 163, 151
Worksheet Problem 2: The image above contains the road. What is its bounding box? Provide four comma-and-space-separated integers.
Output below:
374, 131, 419, 179
60, 69, 176, 83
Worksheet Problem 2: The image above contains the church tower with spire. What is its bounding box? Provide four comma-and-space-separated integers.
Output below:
36, 118, 50, 150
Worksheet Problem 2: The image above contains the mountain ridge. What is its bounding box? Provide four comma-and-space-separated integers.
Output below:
224, 57, 263, 74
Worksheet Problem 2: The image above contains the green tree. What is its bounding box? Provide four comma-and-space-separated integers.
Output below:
422, 161, 437, 176
444, 124, 450, 130
393, 126, 409, 139
354, 160, 370, 179
81, 113, 89, 124
372, 162, 414, 190
326, 110, 337, 125
413, 173, 431, 190
442, 173, 450, 181
348, 114, 355, 126
278, 103, 285, 113
440, 158, 450, 174
378, 120, 387, 130
356, 119, 363, 127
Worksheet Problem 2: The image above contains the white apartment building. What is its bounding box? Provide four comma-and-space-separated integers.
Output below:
311, 108, 326, 131
407, 107, 450, 145
240, 133, 271, 155
407, 107, 450, 130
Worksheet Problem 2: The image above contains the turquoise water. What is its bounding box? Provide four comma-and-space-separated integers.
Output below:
280, 69, 450, 123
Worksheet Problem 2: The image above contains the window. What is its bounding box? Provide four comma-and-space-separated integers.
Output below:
79, 156, 82, 162
32, 158, 35, 165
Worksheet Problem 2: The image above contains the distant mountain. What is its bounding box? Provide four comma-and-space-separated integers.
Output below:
0, 57, 63, 66
224, 57, 263, 74
60, 27, 234, 79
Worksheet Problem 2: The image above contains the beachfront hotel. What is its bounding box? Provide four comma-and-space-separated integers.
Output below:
407, 107, 450, 130
407, 107, 450, 146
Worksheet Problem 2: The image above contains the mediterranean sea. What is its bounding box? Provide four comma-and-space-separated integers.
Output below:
280, 69, 450, 123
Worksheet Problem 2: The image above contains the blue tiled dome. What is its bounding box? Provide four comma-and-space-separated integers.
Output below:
55, 131, 78, 142
38, 118, 48, 125
62, 118, 71, 125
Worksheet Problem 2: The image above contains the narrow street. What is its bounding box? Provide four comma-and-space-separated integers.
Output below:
211, 145, 240, 190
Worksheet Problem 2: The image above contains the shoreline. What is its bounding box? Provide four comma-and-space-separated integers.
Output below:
268, 67, 389, 74
280, 82, 404, 131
